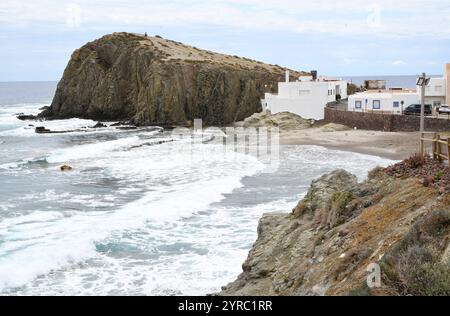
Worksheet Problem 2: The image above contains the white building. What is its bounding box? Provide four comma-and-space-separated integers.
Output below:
419, 74, 447, 108
348, 63, 450, 114
446, 63, 450, 105
262, 71, 348, 120
348, 89, 420, 114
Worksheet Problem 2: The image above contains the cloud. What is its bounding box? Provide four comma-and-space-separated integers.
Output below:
1, 0, 450, 38
392, 60, 406, 66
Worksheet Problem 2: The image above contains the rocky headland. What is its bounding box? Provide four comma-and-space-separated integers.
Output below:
221, 157, 450, 296
39, 32, 304, 126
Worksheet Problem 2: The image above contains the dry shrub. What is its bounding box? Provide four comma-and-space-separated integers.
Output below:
368, 166, 386, 180
381, 210, 450, 296
405, 153, 426, 169
333, 248, 373, 282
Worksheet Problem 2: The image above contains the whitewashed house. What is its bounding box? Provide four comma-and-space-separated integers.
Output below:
348, 89, 420, 114
348, 63, 450, 114
418, 67, 449, 107
262, 71, 347, 120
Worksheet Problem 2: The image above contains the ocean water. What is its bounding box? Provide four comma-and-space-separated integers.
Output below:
343, 75, 441, 89
0, 82, 394, 296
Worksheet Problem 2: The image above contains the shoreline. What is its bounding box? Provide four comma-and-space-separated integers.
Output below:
280, 128, 421, 160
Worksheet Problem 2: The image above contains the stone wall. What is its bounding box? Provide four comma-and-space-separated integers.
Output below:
324, 108, 450, 132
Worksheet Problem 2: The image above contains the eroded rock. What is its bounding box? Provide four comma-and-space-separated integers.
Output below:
39, 32, 304, 126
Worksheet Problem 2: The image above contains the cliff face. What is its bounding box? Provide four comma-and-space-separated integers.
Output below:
221, 168, 450, 296
40, 32, 302, 126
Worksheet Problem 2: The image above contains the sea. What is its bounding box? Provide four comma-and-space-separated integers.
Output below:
0, 81, 393, 296
343, 75, 441, 89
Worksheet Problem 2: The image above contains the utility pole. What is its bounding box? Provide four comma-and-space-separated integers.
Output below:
420, 73, 426, 155
417, 73, 430, 155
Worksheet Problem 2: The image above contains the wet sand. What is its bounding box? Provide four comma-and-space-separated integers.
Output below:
281, 128, 422, 160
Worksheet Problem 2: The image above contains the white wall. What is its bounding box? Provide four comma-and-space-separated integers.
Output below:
263, 80, 347, 120
422, 78, 446, 97
349, 93, 419, 114
446, 63, 450, 105
417, 77, 446, 107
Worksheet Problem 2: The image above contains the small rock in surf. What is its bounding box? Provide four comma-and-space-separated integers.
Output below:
60, 165, 73, 172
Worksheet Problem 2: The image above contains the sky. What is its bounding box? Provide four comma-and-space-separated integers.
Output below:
1, 0, 450, 81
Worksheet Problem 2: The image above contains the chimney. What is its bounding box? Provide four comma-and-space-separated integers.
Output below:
446, 63, 450, 105
285, 70, 290, 83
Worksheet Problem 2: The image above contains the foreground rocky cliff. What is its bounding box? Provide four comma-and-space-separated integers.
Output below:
40, 32, 302, 126
221, 159, 450, 296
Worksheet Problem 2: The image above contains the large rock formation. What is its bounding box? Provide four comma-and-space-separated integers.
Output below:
220, 167, 450, 296
40, 32, 303, 126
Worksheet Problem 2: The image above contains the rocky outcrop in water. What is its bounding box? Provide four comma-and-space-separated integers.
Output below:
220, 166, 450, 296
40, 32, 303, 126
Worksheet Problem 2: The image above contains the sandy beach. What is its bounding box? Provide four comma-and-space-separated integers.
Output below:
281, 128, 422, 160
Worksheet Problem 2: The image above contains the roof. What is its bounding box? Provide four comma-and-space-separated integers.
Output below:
355, 88, 417, 94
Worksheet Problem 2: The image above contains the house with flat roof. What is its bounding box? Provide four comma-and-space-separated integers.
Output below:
419, 77, 446, 107
349, 63, 450, 114
262, 71, 347, 120
348, 89, 419, 114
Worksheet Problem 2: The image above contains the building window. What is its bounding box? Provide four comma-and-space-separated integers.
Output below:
393, 101, 400, 108
299, 90, 311, 95
373, 100, 381, 110
355, 101, 362, 109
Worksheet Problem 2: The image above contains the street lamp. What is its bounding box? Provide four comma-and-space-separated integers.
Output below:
417, 72, 430, 155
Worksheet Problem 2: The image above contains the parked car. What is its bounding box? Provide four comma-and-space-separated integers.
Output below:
438, 104, 450, 115
403, 104, 432, 115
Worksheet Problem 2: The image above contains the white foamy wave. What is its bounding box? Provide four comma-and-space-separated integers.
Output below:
46, 132, 172, 164
0, 103, 48, 134
0, 131, 167, 171
0, 118, 99, 138
0, 149, 264, 290
47, 136, 141, 164
0, 196, 292, 295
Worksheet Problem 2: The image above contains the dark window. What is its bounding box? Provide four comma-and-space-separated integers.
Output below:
355, 101, 362, 109
393, 101, 400, 108
373, 100, 381, 110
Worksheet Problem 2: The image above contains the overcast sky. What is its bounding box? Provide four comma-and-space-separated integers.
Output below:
1, 0, 450, 81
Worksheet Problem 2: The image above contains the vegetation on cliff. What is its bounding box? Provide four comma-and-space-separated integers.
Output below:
40, 32, 303, 126
221, 158, 450, 296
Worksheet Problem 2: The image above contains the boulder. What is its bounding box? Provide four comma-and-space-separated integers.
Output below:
238, 112, 314, 130
92, 122, 107, 128
17, 114, 38, 121
35, 127, 51, 134
60, 165, 73, 172
320, 123, 351, 132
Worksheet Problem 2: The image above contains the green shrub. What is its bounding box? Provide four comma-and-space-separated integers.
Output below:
332, 191, 353, 211
435, 171, 445, 181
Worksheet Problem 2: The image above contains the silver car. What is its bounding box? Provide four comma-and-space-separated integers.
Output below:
439, 104, 450, 114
